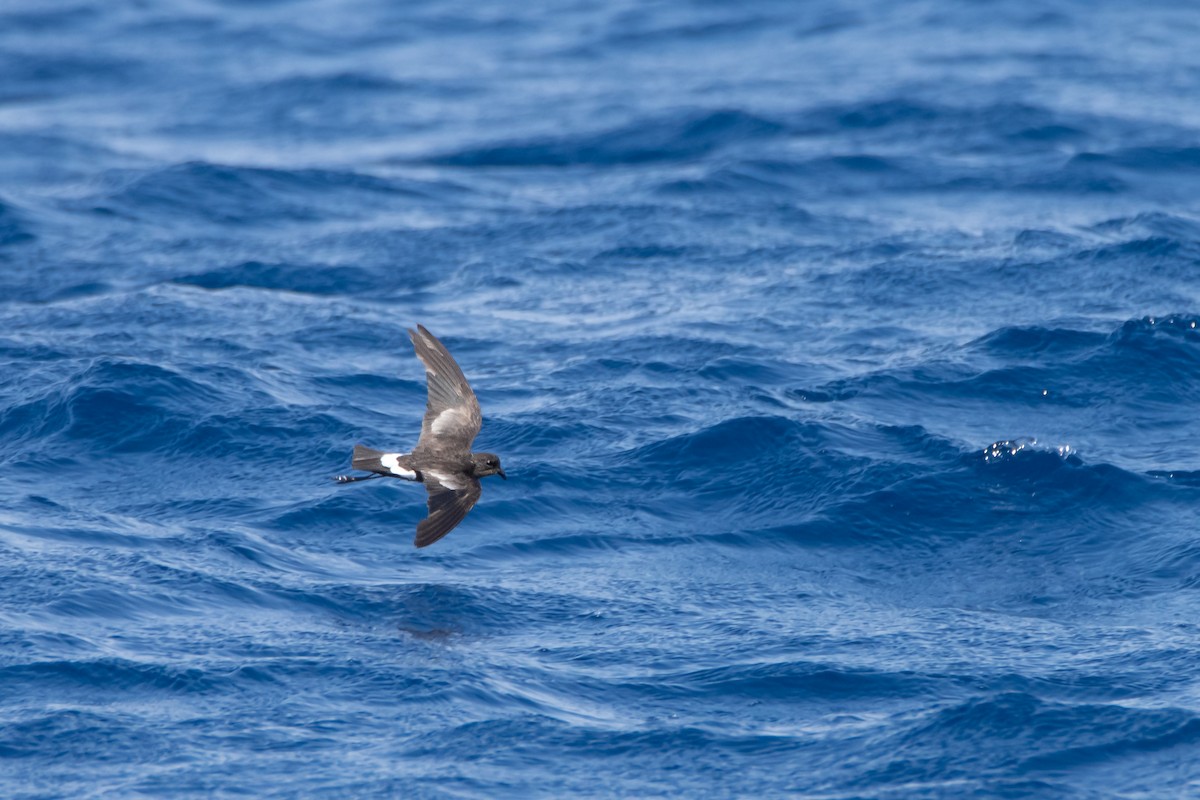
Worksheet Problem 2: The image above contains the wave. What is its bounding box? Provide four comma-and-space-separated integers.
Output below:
173, 261, 381, 295
974, 316, 1200, 399
850, 692, 1200, 790
0, 353, 356, 474
1070, 146, 1200, 174
425, 109, 787, 167
0, 658, 227, 694
0, 195, 35, 247
77, 161, 466, 227
495, 407, 1181, 557
616, 100, 1200, 199
796, 313, 1200, 425
0, 48, 137, 102
0, 357, 239, 457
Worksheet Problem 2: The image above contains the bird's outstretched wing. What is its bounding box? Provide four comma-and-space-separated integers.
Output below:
408, 324, 482, 456
415, 475, 482, 548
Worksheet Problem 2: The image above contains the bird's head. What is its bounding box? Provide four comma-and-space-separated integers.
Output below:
471, 452, 507, 480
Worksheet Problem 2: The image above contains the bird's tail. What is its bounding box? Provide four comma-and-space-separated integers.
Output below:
351, 444, 387, 472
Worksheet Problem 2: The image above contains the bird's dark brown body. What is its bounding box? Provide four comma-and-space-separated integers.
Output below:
335, 325, 505, 547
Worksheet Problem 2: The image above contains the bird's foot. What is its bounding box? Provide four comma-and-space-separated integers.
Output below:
335, 473, 381, 484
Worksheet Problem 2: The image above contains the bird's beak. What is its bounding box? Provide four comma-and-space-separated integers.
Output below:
498, 469, 507, 480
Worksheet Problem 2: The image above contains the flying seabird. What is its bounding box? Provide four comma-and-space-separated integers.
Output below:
335, 324, 506, 547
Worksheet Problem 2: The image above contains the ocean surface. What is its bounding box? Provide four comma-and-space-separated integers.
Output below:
2, 1, 1200, 797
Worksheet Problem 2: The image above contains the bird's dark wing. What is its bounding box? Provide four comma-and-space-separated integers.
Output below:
415, 475, 482, 548
408, 324, 482, 456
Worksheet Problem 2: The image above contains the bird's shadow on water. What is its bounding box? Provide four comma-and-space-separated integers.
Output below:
314, 580, 518, 642
389, 583, 481, 640
399, 626, 460, 642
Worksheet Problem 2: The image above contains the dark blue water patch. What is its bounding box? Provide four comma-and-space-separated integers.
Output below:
624, 414, 809, 469
1103, 315, 1200, 387
549, 335, 746, 377
0, 708, 170, 763
1012, 228, 1083, 252
634, 660, 932, 702
1149, 469, 1200, 487
0, 366, 159, 455
78, 162, 320, 225
1110, 314, 1200, 343
0, 357, 360, 481
969, 325, 1108, 359
796, 99, 1146, 155
806, 315, 1200, 423
40, 579, 207, 620
0, 195, 35, 247
0, 658, 225, 695
0, 4, 103, 34
425, 108, 787, 167
591, 7, 784, 49
777, 445, 1200, 608
926, 695, 1200, 777
169, 405, 352, 465
174, 261, 382, 296
1007, 123, 1086, 143
1072, 146, 1200, 174
809, 98, 946, 132
312, 372, 422, 397
668, 101, 1188, 196
1042, 146, 1200, 197
175, 71, 440, 138
0, 49, 140, 102
398, 716, 806, 795
484, 417, 611, 456
258, 581, 515, 630
1089, 211, 1200, 242
658, 154, 918, 200
1025, 156, 1130, 194
585, 417, 984, 547
265, 223, 554, 298
808, 258, 986, 318
655, 165, 803, 202
0, 132, 149, 190
2, 359, 225, 456
878, 692, 1200, 780
72, 162, 467, 228
1077, 236, 1182, 261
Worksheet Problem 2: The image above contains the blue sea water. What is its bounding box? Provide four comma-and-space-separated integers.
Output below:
3, 0, 1200, 796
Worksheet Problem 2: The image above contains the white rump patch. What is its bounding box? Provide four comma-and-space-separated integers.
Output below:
381, 453, 417, 480
431, 407, 466, 435
429, 471, 464, 491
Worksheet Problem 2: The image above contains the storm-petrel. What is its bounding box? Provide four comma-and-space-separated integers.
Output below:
334, 324, 506, 547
